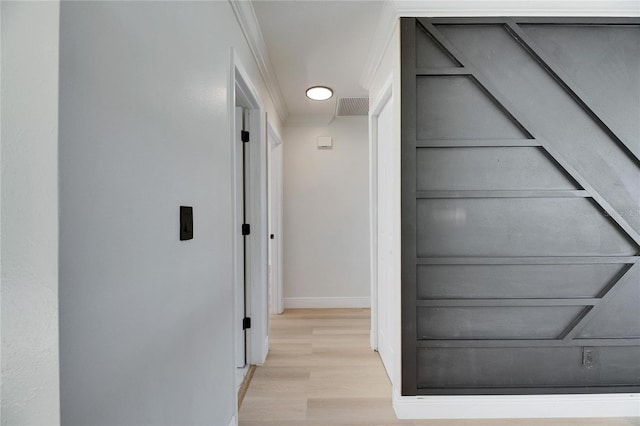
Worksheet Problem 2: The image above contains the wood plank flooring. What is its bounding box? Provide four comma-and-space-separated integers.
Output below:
238, 308, 639, 426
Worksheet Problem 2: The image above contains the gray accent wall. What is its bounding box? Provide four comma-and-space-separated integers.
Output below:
401, 17, 640, 396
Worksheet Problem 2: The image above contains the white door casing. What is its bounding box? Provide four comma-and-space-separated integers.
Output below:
234, 106, 247, 369
230, 49, 269, 376
268, 123, 284, 314
376, 92, 395, 379
369, 73, 397, 383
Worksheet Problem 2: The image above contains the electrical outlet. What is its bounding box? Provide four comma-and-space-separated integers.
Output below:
582, 347, 596, 369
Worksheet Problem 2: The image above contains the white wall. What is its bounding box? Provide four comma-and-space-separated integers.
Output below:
283, 117, 370, 308
54, 2, 279, 425
1, 2, 61, 425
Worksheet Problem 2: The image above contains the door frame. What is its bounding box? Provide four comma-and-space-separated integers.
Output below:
229, 49, 269, 376
369, 74, 394, 352
267, 122, 284, 314
233, 106, 246, 372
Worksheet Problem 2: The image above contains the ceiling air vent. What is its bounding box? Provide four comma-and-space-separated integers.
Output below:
336, 97, 369, 117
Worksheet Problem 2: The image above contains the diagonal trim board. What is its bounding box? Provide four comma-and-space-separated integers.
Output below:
415, 24, 462, 67
503, 20, 640, 165
416, 75, 532, 140
418, 18, 640, 248
561, 262, 640, 341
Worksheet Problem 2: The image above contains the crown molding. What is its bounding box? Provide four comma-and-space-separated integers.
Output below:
229, 0, 288, 123
360, 0, 399, 91
393, 0, 640, 16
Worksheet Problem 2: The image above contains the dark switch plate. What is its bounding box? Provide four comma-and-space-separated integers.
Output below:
180, 206, 193, 240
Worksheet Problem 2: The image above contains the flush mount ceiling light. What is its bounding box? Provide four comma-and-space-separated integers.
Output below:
306, 86, 333, 101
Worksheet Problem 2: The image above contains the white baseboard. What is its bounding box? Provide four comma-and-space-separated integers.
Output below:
393, 388, 640, 419
227, 414, 237, 426
284, 296, 370, 309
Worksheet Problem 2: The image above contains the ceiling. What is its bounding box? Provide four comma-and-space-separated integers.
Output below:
252, 0, 384, 122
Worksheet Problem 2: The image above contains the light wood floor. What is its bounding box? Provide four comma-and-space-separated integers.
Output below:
238, 308, 639, 426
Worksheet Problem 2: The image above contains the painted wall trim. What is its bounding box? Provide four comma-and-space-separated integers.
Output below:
227, 415, 238, 426
393, 388, 640, 419
284, 297, 370, 309
228, 0, 288, 123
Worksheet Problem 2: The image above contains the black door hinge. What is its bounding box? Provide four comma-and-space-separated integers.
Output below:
243, 317, 251, 330
241, 130, 250, 143
242, 224, 251, 235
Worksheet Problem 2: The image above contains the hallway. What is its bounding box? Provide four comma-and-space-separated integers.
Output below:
238, 309, 639, 426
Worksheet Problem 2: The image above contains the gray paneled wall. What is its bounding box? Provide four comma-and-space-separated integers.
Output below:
400, 17, 640, 395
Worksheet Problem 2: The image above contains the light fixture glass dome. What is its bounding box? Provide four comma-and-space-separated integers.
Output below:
306, 86, 333, 101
